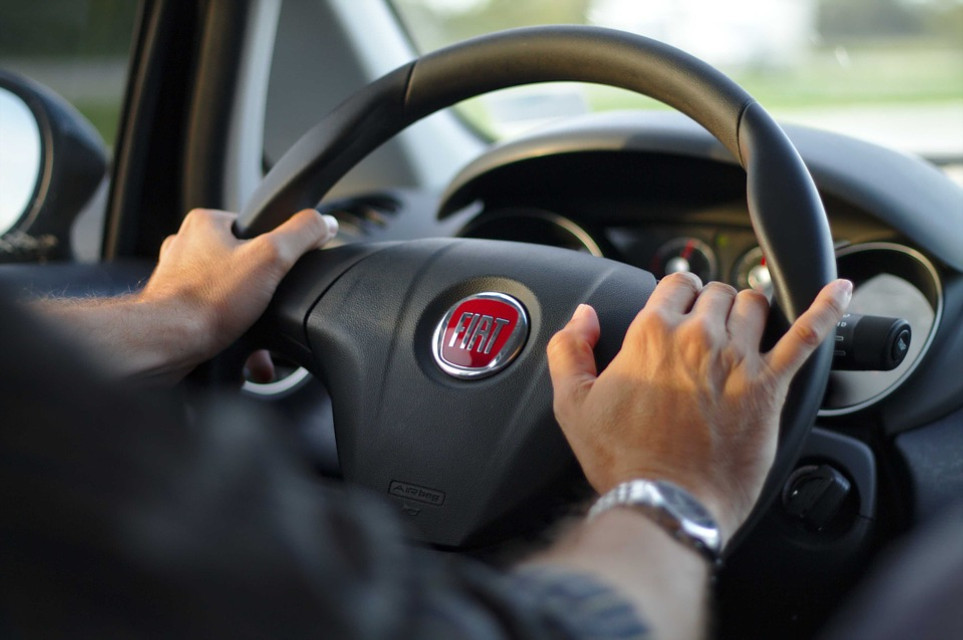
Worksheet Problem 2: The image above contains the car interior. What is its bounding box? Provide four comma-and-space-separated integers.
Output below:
1, 1, 962, 638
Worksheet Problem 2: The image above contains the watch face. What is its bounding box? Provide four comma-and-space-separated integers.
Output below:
657, 481, 717, 528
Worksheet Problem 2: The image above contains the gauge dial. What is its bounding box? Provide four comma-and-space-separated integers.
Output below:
652, 237, 717, 282
460, 210, 603, 256
733, 246, 773, 300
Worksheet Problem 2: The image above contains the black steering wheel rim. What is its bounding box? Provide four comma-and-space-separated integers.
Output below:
240, 26, 836, 551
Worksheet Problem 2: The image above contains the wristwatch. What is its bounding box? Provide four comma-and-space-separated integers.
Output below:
588, 479, 723, 566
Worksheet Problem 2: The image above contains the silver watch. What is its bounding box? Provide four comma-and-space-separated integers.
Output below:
588, 479, 722, 565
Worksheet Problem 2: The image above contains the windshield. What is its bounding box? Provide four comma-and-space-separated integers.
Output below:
392, 0, 963, 160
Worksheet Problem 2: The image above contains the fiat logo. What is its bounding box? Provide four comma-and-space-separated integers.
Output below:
432, 292, 529, 379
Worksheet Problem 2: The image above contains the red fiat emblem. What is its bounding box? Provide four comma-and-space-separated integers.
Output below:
432, 292, 529, 379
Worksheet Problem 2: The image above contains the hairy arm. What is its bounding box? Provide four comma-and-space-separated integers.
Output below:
33, 208, 337, 384
533, 275, 853, 640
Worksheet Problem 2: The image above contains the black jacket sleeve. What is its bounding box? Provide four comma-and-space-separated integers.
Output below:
0, 292, 648, 639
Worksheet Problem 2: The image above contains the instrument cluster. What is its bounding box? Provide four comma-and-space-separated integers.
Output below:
459, 208, 943, 416
461, 208, 775, 297
604, 223, 772, 297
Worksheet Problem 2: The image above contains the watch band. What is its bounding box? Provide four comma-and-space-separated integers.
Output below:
588, 479, 723, 566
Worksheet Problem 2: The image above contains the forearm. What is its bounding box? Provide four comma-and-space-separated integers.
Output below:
527, 509, 710, 640
32, 294, 208, 384
28, 209, 336, 385
539, 279, 853, 638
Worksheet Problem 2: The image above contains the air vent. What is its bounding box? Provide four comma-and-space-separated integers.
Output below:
318, 194, 401, 242
0, 231, 58, 263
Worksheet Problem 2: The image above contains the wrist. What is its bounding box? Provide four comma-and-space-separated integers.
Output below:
107, 293, 212, 382
134, 288, 219, 356
588, 479, 724, 567
597, 467, 741, 543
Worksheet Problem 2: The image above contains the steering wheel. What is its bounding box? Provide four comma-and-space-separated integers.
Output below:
234, 26, 836, 550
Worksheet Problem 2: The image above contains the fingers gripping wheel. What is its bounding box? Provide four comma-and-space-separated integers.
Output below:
240, 26, 836, 549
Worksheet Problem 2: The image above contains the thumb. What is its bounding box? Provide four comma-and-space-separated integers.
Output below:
547, 304, 601, 412
264, 209, 339, 269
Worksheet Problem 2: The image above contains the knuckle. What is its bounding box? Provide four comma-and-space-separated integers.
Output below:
738, 288, 770, 309
663, 270, 703, 292
791, 321, 822, 348
181, 208, 224, 231
705, 281, 738, 297
627, 309, 671, 344
679, 316, 719, 346
546, 329, 573, 358
159, 235, 176, 255
639, 306, 674, 330
251, 235, 284, 264
180, 208, 202, 227
186, 207, 213, 220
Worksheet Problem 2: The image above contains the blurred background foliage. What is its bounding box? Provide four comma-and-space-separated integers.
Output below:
0, 0, 960, 152
394, 0, 963, 47
393, 0, 963, 150
0, 0, 137, 56
0, 0, 138, 147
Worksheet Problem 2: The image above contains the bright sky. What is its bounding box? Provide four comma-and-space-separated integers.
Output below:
588, 0, 816, 66
414, 0, 958, 12
417, 0, 486, 13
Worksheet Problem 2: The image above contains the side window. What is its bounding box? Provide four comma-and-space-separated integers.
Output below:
0, 1, 138, 262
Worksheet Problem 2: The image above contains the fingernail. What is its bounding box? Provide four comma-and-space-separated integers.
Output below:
321, 214, 339, 238
573, 304, 591, 320
838, 279, 853, 301
834, 279, 853, 309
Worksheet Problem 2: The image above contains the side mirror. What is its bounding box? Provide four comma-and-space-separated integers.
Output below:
0, 69, 108, 262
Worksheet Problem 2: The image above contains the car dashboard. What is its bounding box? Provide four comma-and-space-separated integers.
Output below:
451, 155, 943, 420
318, 111, 960, 430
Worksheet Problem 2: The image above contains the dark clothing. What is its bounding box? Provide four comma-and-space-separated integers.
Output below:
0, 290, 648, 639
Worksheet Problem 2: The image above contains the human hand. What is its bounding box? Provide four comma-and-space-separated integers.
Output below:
138, 208, 338, 377
546, 274, 852, 541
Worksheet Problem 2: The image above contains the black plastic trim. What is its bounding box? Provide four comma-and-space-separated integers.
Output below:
104, 0, 204, 260
182, 1, 250, 210
895, 403, 963, 522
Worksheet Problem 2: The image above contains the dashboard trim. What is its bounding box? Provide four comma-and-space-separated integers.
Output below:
440, 111, 963, 273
